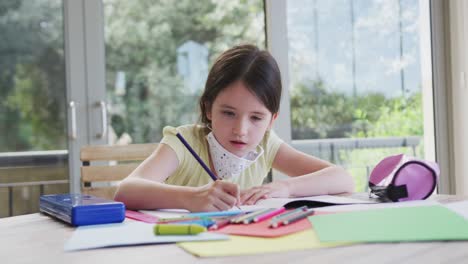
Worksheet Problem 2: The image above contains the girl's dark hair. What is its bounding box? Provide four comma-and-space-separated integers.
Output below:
199, 44, 282, 126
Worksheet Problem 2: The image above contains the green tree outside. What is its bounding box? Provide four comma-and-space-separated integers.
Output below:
1, 0, 65, 151
104, 0, 265, 142
290, 78, 424, 191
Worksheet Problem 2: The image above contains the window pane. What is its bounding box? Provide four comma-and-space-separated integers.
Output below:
287, 0, 431, 191
104, 0, 265, 144
0, 0, 69, 217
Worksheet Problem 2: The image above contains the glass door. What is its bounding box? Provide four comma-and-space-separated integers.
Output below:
0, 0, 107, 217
0, 0, 69, 217
284, 0, 435, 191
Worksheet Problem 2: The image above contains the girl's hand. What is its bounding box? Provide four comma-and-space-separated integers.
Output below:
188, 181, 240, 212
240, 181, 290, 205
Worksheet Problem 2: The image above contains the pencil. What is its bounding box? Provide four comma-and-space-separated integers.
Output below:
269, 206, 309, 228
175, 218, 216, 228
208, 218, 231, 230
270, 206, 308, 222
208, 215, 240, 230
253, 207, 286, 222
176, 133, 218, 181
157, 216, 203, 224
176, 132, 241, 209
234, 208, 275, 224
187, 210, 243, 218
230, 208, 267, 224
282, 209, 315, 226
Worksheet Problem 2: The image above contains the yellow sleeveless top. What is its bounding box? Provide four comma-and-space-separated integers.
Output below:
161, 124, 283, 189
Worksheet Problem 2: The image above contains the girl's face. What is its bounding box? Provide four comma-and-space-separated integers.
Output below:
206, 81, 277, 157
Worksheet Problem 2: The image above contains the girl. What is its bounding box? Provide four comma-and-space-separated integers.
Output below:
114, 44, 354, 212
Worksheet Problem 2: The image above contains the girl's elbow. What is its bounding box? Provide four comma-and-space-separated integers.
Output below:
334, 166, 355, 193
343, 170, 355, 193
113, 187, 124, 203
113, 180, 130, 203
344, 175, 355, 193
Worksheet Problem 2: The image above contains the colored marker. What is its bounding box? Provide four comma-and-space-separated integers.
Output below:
253, 207, 286, 223
282, 209, 315, 226
176, 218, 216, 228
153, 224, 207, 235
188, 210, 243, 218
208, 218, 232, 230
176, 132, 241, 209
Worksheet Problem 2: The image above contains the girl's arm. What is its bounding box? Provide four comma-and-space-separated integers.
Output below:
241, 143, 355, 204
114, 144, 240, 211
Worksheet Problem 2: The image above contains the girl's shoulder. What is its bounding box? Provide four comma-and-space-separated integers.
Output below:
162, 124, 208, 143
260, 129, 284, 161
162, 124, 202, 135
261, 129, 283, 146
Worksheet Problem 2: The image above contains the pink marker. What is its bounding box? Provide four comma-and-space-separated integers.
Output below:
253, 207, 286, 223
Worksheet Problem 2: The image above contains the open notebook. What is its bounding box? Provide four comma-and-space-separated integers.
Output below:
138, 194, 379, 217
250, 194, 377, 210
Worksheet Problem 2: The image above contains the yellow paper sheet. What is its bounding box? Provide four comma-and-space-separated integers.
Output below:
178, 229, 346, 257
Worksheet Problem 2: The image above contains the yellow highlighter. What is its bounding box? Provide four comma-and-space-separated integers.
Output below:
153, 224, 207, 235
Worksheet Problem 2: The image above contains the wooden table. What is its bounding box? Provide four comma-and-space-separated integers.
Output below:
2, 195, 468, 264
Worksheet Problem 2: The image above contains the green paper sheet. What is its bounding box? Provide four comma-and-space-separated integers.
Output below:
309, 205, 468, 243
178, 229, 347, 257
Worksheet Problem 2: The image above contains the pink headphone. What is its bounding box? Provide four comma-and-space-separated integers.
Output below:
369, 154, 440, 202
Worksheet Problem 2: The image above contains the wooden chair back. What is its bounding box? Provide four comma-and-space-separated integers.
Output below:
80, 143, 158, 200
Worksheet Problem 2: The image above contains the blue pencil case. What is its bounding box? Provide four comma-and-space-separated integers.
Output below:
39, 194, 125, 226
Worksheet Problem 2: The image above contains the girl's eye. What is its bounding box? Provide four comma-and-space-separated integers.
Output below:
251, 116, 263, 121
222, 110, 235, 117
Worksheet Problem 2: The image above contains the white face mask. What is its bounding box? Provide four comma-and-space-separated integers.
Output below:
206, 132, 264, 180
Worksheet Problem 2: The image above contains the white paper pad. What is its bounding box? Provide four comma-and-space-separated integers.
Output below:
254, 194, 377, 208
314, 199, 440, 212
64, 221, 229, 251
140, 208, 190, 218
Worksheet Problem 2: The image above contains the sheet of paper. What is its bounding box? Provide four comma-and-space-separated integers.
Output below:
64, 221, 229, 251
140, 209, 190, 219
178, 229, 346, 257
213, 216, 311, 238
444, 200, 468, 220
309, 205, 468, 243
